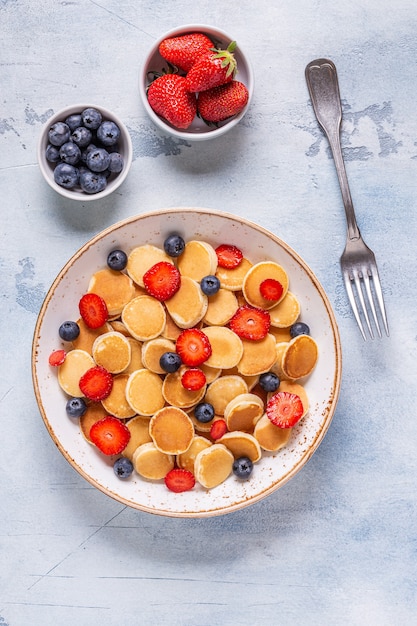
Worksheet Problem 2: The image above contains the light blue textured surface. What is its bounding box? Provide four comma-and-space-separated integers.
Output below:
1, 1, 416, 624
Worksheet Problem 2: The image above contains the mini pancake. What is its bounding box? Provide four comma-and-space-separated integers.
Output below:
165, 276, 208, 328
189, 409, 219, 433
122, 415, 153, 460
92, 331, 131, 374
237, 333, 277, 376
222, 366, 259, 391
121, 295, 166, 341
242, 261, 289, 309
269, 291, 301, 328
58, 349, 95, 397
101, 373, 136, 419
88, 268, 135, 317
277, 380, 309, 417
215, 257, 253, 291
72, 318, 112, 354
79, 402, 108, 443
201, 326, 243, 369
194, 443, 234, 489
204, 375, 248, 416
281, 335, 319, 379
270, 342, 290, 380
126, 244, 174, 287
176, 240, 218, 282
161, 311, 183, 341
162, 365, 206, 409
218, 431, 262, 462
141, 337, 176, 374
253, 414, 293, 451
122, 337, 143, 374
269, 326, 292, 343
224, 393, 264, 432
125, 369, 165, 416
202, 288, 239, 326
110, 320, 131, 336
132, 442, 175, 480
149, 406, 195, 455
177, 435, 212, 474
200, 362, 221, 384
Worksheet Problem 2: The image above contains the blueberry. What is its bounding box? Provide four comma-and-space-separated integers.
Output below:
79, 169, 107, 194
108, 152, 124, 173
200, 275, 220, 296
86, 147, 110, 172
194, 402, 215, 423
65, 113, 83, 132
113, 457, 134, 479
81, 107, 102, 130
159, 351, 182, 373
164, 234, 185, 257
59, 141, 81, 165
54, 162, 79, 189
45, 144, 60, 163
107, 249, 128, 271
48, 121, 71, 147
80, 143, 97, 163
232, 456, 253, 479
66, 397, 87, 418
97, 120, 121, 146
290, 322, 310, 338
259, 372, 280, 392
59, 320, 80, 341
71, 126, 93, 148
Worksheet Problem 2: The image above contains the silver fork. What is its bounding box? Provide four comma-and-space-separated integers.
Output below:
305, 58, 389, 340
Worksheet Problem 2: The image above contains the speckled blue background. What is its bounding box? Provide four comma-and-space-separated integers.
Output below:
1, 1, 416, 624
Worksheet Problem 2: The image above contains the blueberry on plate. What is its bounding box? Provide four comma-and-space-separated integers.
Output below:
59, 141, 81, 165
54, 162, 79, 189
290, 322, 310, 338
200, 275, 220, 296
65, 113, 83, 131
79, 169, 107, 194
48, 121, 71, 146
66, 397, 87, 418
97, 120, 121, 146
59, 320, 80, 341
81, 107, 102, 130
108, 152, 124, 173
164, 234, 185, 257
232, 456, 253, 479
194, 402, 215, 423
259, 371, 280, 392
107, 249, 128, 271
86, 147, 110, 172
45, 144, 60, 163
113, 457, 134, 479
159, 351, 182, 373
71, 126, 93, 148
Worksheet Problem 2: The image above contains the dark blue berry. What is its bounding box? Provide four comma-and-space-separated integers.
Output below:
59, 141, 81, 165
86, 147, 110, 172
233, 456, 253, 479
259, 372, 280, 392
159, 351, 182, 373
107, 249, 128, 271
108, 152, 124, 173
45, 144, 60, 163
79, 169, 107, 194
59, 320, 80, 341
66, 397, 87, 418
81, 107, 102, 130
194, 402, 215, 423
164, 234, 185, 257
290, 322, 310, 338
97, 120, 121, 146
200, 275, 220, 296
71, 126, 93, 148
54, 163, 79, 189
113, 457, 134, 479
65, 113, 83, 132
48, 121, 71, 146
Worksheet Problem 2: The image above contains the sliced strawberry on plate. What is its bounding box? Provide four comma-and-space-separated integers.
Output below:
79, 292, 108, 329
266, 391, 304, 429
175, 328, 212, 366
260, 278, 284, 301
143, 261, 181, 301
215, 243, 243, 269
210, 419, 228, 440
79, 365, 113, 401
164, 467, 196, 493
89, 416, 131, 455
229, 305, 270, 341
48, 349, 66, 366
181, 367, 207, 391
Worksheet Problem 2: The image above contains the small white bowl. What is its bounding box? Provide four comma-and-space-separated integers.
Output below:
139, 25, 254, 141
37, 104, 133, 201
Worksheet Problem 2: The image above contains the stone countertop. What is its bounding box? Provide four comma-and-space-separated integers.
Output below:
1, 1, 416, 624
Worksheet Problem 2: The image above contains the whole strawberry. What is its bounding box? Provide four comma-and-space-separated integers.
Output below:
159, 32, 214, 73
185, 41, 238, 93
147, 74, 197, 129
198, 80, 249, 122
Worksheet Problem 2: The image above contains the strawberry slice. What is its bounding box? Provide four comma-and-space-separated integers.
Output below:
181, 368, 206, 391
89, 416, 131, 455
143, 261, 181, 301
164, 467, 196, 493
215, 243, 243, 269
175, 328, 212, 366
260, 278, 284, 301
266, 391, 304, 429
79, 293, 108, 329
48, 349, 66, 366
79, 365, 113, 401
210, 419, 228, 440
229, 305, 270, 341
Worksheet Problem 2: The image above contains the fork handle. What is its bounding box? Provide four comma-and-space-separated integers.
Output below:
305, 59, 361, 241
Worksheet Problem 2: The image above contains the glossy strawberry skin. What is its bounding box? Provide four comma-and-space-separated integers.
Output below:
181, 368, 207, 391
198, 80, 249, 122
266, 391, 304, 429
147, 74, 197, 129
79, 365, 113, 402
159, 33, 213, 72
210, 419, 228, 440
175, 328, 212, 366
49, 349, 66, 366
259, 278, 284, 301
185, 42, 237, 93
215, 243, 243, 269
143, 261, 181, 301
90, 416, 131, 456
164, 468, 195, 493
79, 293, 108, 329
229, 305, 271, 341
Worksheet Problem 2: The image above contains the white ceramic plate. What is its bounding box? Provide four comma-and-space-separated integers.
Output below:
32, 208, 342, 517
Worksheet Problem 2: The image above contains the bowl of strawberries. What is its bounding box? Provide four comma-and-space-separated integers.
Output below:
139, 25, 254, 140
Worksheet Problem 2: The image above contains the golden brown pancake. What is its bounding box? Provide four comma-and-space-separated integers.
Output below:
149, 406, 194, 455
122, 295, 166, 341
88, 268, 135, 317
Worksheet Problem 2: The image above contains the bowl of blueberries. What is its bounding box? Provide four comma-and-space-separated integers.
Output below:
37, 104, 133, 201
